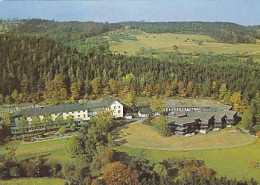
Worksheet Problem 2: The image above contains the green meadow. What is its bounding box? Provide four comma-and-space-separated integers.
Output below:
117, 139, 260, 181
0, 137, 71, 163
0, 178, 66, 185
116, 122, 254, 150
114, 120, 260, 181
109, 32, 260, 57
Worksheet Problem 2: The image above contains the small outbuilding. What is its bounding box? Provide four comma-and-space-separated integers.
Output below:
138, 107, 153, 118
125, 113, 133, 119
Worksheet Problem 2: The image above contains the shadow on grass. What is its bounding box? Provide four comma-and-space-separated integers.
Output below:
112, 124, 130, 146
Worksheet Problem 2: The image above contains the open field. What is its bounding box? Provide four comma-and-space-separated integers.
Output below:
135, 97, 231, 110
0, 137, 71, 163
0, 178, 66, 185
109, 32, 260, 56
117, 139, 260, 181
116, 123, 254, 150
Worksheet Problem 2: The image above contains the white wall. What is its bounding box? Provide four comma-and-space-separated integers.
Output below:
110, 101, 124, 118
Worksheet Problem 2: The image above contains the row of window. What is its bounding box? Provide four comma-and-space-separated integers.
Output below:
113, 106, 121, 109
17, 110, 88, 120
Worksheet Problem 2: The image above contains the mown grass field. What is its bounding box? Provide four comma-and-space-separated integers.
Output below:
0, 137, 71, 163
116, 123, 254, 150
0, 178, 66, 185
117, 139, 260, 181
109, 32, 260, 56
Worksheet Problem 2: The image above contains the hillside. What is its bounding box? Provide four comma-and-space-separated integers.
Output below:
10, 19, 110, 41
9, 19, 260, 44
109, 32, 260, 57
1, 33, 260, 104
113, 21, 260, 44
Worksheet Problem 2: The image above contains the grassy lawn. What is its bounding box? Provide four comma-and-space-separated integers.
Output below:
115, 120, 260, 181
117, 139, 260, 181
0, 137, 71, 163
116, 123, 254, 150
109, 32, 260, 56
0, 178, 66, 185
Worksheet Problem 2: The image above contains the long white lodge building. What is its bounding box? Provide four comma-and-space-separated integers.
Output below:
11, 97, 124, 134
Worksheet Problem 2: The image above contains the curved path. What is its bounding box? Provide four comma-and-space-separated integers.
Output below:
122, 137, 256, 151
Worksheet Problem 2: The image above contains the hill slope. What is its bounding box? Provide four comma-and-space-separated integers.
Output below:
114, 21, 260, 43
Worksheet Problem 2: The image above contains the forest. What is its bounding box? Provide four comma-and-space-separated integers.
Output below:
1, 32, 260, 102
10, 19, 110, 43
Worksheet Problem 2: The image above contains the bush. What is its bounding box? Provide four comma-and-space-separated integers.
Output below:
49, 162, 62, 177
66, 136, 85, 158
256, 131, 260, 138
142, 117, 152, 126
70, 124, 76, 132
59, 127, 67, 135
151, 116, 171, 137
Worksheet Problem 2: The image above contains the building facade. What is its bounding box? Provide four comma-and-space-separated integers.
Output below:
167, 110, 239, 136
11, 98, 124, 134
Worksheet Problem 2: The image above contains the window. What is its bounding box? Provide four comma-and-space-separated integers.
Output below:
118, 110, 121, 113
114, 106, 116, 109
78, 111, 80, 113
118, 106, 120, 108
78, 115, 80, 118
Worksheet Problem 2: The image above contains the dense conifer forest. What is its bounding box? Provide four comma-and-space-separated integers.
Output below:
10, 19, 110, 43
0, 32, 260, 103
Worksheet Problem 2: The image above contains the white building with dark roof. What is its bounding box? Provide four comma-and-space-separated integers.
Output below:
11, 97, 123, 134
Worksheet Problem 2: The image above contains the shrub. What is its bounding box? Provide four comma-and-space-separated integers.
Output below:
256, 131, 260, 138
59, 126, 67, 135
66, 136, 85, 158
70, 124, 76, 132
151, 116, 170, 136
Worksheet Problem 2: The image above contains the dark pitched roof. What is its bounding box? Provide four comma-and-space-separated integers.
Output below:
12, 103, 86, 118
196, 112, 214, 120
139, 107, 153, 114
213, 112, 227, 121
167, 117, 198, 125
12, 97, 118, 118
175, 111, 187, 117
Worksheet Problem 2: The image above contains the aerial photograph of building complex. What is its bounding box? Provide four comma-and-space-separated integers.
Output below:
0, 0, 260, 184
